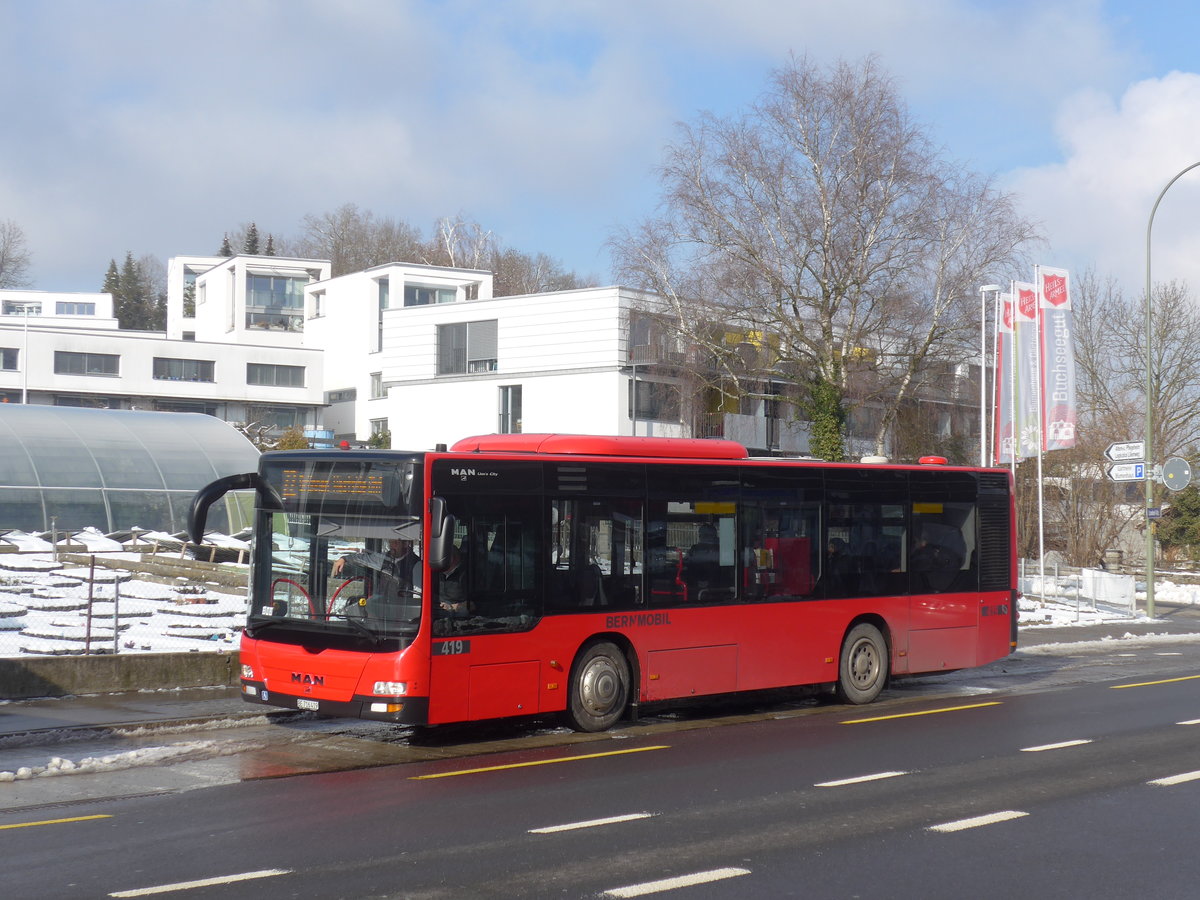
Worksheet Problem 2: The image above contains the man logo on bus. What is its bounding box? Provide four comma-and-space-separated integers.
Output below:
291, 672, 325, 686
450, 467, 499, 480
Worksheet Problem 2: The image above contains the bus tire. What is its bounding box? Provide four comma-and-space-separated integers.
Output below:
566, 641, 630, 732
836, 623, 887, 704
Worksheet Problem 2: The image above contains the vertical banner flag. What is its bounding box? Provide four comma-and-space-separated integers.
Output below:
993, 292, 1015, 464
1037, 266, 1077, 451
1013, 281, 1041, 459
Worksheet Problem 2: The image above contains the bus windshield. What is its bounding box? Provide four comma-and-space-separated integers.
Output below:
249, 456, 424, 643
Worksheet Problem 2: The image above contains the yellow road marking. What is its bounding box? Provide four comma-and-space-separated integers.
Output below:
1111, 674, 1200, 690
410, 745, 670, 780
0, 814, 112, 831
841, 701, 1002, 724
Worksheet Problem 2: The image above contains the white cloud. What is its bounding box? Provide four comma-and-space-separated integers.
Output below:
1009, 71, 1200, 292
0, 0, 1193, 298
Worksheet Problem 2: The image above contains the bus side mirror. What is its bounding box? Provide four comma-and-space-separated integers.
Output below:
427, 496, 456, 571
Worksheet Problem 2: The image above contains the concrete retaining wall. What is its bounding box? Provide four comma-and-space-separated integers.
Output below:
0, 651, 241, 700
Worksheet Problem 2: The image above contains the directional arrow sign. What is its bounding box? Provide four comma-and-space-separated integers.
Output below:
1108, 462, 1145, 482
1105, 441, 1145, 461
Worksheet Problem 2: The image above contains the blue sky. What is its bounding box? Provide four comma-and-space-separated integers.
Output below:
3, 0, 1200, 297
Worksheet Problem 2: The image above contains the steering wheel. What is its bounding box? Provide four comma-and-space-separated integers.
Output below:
329, 575, 368, 617
270, 577, 317, 618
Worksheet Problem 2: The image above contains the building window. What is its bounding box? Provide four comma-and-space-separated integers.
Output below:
437, 320, 497, 375
56, 302, 96, 316
154, 400, 218, 416
247, 363, 305, 387
3, 302, 41, 316
183, 268, 200, 317
376, 277, 389, 352
370, 418, 389, 442
55, 396, 121, 409
182, 332, 196, 342
0, 348, 16, 371
370, 372, 385, 399
245, 273, 307, 331
326, 388, 357, 403
629, 379, 680, 422
153, 357, 215, 382
54, 351, 119, 376
310, 290, 324, 319
404, 284, 456, 307
259, 407, 299, 429
499, 385, 522, 433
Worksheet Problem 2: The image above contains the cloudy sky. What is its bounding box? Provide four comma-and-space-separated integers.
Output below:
3, 0, 1200, 297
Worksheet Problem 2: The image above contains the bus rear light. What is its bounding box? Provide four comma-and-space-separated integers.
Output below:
373, 681, 408, 696
370, 702, 405, 714
241, 664, 255, 680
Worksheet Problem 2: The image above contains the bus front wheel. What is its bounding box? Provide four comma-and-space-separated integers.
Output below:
567, 642, 630, 732
836, 623, 887, 704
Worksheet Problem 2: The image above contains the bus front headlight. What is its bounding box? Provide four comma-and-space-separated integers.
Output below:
373, 681, 408, 696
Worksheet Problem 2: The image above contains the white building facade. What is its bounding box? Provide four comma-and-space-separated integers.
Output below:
2, 254, 822, 455
0, 259, 329, 434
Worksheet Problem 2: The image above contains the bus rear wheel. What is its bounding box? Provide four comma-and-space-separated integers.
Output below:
566, 642, 630, 732
836, 623, 887, 704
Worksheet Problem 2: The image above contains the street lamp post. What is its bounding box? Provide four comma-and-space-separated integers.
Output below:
1143, 160, 1200, 619
979, 285, 1002, 467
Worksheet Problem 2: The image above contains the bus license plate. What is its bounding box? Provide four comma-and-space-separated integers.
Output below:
296, 698, 319, 711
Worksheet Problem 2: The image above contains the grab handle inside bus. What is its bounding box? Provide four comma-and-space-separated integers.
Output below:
188, 472, 281, 545
427, 496, 456, 571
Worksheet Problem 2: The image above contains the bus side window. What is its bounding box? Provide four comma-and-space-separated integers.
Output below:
548, 498, 643, 612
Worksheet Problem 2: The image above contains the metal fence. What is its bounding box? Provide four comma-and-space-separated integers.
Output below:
1019, 559, 1136, 619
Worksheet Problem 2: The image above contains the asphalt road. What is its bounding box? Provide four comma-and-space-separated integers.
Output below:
0, 616, 1197, 899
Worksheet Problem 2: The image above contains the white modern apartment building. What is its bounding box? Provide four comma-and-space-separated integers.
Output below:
0, 256, 329, 433
301, 261, 705, 450
0, 253, 851, 455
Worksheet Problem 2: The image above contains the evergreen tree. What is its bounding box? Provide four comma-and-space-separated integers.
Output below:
243, 223, 260, 255
101, 259, 120, 298
218, 233, 233, 256
1158, 483, 1200, 561
117, 251, 151, 329
265, 234, 276, 256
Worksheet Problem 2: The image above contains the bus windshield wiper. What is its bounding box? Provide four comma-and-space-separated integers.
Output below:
331, 613, 380, 641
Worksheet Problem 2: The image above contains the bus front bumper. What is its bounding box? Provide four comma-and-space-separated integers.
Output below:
240, 681, 430, 724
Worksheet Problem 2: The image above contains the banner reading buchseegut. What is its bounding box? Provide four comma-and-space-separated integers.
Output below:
1013, 281, 1041, 459
994, 292, 1016, 464
1037, 266, 1077, 451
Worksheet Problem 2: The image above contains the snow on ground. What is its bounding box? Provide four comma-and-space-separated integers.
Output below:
0, 551, 247, 657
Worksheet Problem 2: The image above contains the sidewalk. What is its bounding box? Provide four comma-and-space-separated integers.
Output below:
0, 685, 262, 739
2, 605, 1199, 742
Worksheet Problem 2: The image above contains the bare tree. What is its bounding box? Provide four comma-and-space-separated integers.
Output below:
292, 204, 425, 276
0, 220, 33, 288
424, 214, 495, 270
611, 56, 1039, 459
1073, 272, 1200, 459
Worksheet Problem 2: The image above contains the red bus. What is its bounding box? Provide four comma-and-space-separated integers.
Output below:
189, 433, 1017, 732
